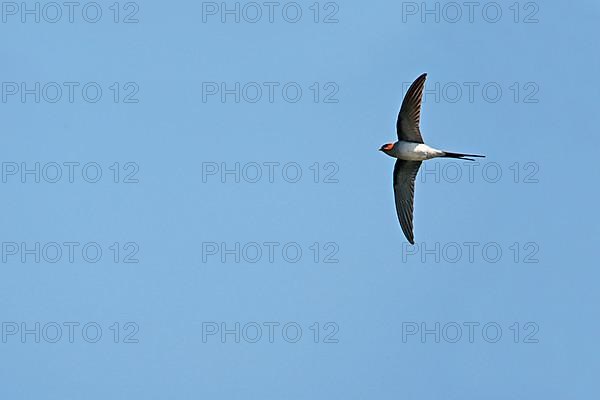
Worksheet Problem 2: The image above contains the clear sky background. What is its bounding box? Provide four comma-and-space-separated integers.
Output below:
1, 1, 599, 399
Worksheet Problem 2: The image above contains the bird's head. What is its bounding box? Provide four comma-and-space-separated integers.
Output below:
379, 143, 395, 156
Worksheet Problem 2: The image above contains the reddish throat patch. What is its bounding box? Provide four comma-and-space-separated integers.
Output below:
384, 143, 394, 150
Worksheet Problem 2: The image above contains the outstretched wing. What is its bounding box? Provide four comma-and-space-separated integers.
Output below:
393, 160, 422, 244
396, 73, 427, 143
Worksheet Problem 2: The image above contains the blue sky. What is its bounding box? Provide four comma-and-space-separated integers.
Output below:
1, 1, 599, 399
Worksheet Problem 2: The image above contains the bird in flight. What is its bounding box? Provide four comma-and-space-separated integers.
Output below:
379, 73, 484, 244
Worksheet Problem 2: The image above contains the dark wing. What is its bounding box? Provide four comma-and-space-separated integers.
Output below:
393, 160, 422, 244
396, 73, 427, 143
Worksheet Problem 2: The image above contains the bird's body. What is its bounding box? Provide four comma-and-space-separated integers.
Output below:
385, 140, 444, 161
380, 73, 485, 244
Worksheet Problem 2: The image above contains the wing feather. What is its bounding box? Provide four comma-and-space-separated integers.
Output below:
393, 160, 422, 244
396, 73, 427, 143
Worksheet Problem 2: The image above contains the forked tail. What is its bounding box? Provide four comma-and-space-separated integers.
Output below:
442, 151, 486, 161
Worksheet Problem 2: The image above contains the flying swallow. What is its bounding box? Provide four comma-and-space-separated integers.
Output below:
379, 73, 485, 244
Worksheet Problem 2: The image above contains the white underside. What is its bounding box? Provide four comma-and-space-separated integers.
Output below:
391, 141, 444, 161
